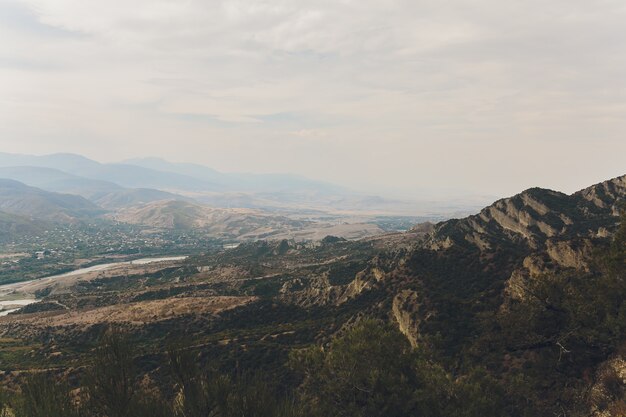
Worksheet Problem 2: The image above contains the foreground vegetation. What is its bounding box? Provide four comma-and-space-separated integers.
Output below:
0, 321, 527, 417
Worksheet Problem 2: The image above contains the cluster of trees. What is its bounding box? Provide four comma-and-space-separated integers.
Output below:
501, 210, 626, 370
480, 210, 626, 415
290, 320, 522, 417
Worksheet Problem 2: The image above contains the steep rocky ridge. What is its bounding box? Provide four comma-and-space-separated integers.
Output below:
388, 175, 626, 416
273, 174, 626, 415
391, 175, 624, 339
576, 174, 626, 214
426, 175, 626, 253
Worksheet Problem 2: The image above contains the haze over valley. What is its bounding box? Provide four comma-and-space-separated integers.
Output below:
0, 150, 475, 243
0, 151, 460, 287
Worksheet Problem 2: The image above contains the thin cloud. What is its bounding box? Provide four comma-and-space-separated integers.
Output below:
289, 129, 329, 139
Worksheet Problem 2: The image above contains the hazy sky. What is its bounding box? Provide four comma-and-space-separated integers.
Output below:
1, 0, 625, 199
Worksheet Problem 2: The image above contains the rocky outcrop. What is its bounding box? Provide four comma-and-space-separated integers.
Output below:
546, 238, 594, 271
279, 264, 384, 307
588, 355, 626, 417
392, 290, 420, 347
501, 238, 595, 306
280, 275, 340, 307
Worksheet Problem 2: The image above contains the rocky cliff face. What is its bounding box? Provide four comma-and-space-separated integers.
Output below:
391, 289, 420, 347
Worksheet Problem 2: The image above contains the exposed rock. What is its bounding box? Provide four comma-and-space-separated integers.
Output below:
546, 239, 593, 271
576, 175, 626, 214
504, 269, 532, 301
522, 253, 555, 277
337, 266, 385, 304
392, 289, 420, 347
589, 355, 626, 417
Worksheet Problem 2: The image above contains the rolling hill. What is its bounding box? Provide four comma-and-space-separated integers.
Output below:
0, 166, 123, 196
0, 179, 103, 223
112, 200, 312, 238
0, 210, 45, 242
112, 200, 389, 240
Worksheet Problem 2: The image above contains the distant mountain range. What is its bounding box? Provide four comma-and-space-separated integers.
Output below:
0, 152, 342, 195
0, 152, 464, 215
0, 153, 223, 192
0, 178, 391, 241
124, 157, 344, 194
0, 166, 186, 210
0, 152, 484, 242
